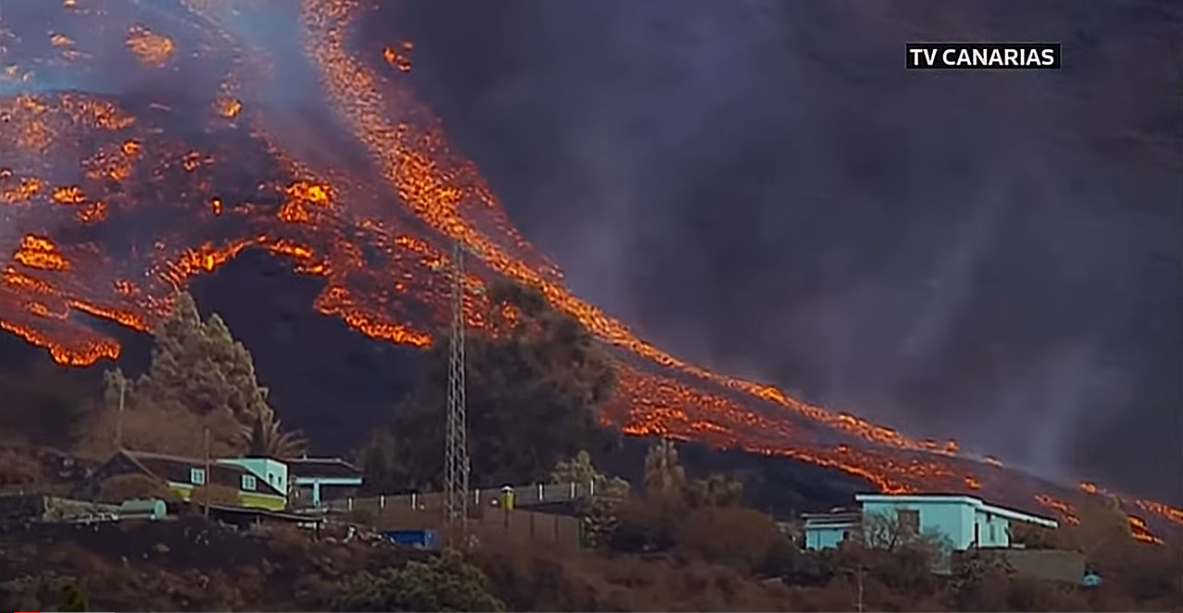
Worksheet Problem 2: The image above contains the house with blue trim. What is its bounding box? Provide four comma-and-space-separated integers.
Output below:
803, 493, 1058, 551
216, 457, 289, 500
286, 457, 363, 508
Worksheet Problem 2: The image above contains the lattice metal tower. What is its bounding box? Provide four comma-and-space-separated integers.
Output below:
443, 237, 471, 543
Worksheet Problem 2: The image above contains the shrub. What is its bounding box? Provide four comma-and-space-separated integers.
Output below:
58, 580, 88, 612
331, 549, 505, 612
672, 506, 782, 572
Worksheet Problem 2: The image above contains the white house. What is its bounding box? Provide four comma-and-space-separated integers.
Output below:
803, 493, 1058, 551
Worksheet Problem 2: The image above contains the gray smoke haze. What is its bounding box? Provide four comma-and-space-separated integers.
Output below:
384, 0, 1182, 502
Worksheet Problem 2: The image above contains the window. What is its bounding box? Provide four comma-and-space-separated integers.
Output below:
241, 474, 257, 491
190, 468, 206, 485
897, 509, 920, 535
988, 521, 997, 543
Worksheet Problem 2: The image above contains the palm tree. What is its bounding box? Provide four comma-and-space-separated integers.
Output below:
244, 407, 308, 459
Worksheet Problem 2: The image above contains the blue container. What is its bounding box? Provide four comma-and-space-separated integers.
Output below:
382, 528, 439, 549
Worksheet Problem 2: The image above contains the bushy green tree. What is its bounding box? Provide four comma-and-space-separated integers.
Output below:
550, 450, 629, 549
332, 549, 505, 612
140, 292, 270, 421
392, 280, 616, 488
91, 292, 304, 458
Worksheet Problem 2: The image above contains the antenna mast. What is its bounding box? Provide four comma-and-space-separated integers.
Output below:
443, 237, 471, 545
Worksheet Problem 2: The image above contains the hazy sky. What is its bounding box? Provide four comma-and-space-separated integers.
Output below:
379, 0, 1181, 502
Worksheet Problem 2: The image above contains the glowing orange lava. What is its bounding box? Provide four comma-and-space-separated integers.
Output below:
0, 0, 1178, 541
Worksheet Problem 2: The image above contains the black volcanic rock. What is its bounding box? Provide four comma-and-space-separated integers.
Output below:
77, 248, 424, 455
2, 247, 872, 512
184, 250, 874, 511
187, 249, 424, 454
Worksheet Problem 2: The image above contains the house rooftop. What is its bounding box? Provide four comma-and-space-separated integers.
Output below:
855, 493, 1058, 528
113, 450, 284, 498
802, 511, 862, 529
287, 456, 363, 480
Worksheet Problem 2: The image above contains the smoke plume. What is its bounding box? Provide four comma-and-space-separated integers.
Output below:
387, 0, 1182, 502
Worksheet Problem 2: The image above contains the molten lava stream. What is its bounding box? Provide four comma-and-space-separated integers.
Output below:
0, 0, 1180, 537
294, 0, 1183, 536
300, 0, 963, 459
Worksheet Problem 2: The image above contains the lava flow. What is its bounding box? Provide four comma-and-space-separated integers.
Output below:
0, 0, 1179, 539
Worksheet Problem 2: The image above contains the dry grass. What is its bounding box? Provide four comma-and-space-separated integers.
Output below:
474, 534, 794, 612
73, 399, 245, 460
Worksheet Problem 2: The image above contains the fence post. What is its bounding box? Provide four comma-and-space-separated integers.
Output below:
589, 479, 595, 498
537, 483, 544, 502
411, 492, 418, 510
570, 481, 575, 499
379, 495, 385, 518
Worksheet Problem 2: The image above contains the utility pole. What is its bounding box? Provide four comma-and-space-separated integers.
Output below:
115, 376, 126, 450
443, 237, 471, 546
203, 427, 211, 519
856, 562, 864, 613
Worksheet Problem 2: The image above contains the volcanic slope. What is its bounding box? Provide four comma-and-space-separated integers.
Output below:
0, 0, 1178, 540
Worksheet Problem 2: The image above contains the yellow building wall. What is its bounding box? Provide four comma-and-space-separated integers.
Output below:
167, 482, 286, 511
239, 491, 286, 511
